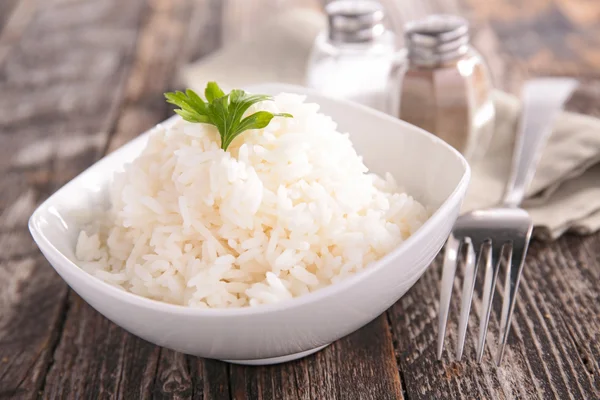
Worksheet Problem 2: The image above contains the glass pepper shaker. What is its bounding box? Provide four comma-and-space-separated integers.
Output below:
389, 15, 495, 160
305, 0, 396, 112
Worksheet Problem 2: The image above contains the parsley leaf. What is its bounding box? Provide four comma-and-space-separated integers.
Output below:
165, 82, 292, 151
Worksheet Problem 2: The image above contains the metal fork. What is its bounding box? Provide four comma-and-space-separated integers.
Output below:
437, 78, 578, 366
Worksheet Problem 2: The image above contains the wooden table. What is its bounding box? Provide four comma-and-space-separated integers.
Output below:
1, 0, 599, 398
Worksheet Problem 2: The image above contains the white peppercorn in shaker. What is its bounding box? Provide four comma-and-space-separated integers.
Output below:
305, 0, 396, 112
389, 15, 495, 160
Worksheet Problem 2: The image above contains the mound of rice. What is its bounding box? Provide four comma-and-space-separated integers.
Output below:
75, 93, 428, 308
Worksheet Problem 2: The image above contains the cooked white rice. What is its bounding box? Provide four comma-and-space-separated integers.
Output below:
75, 93, 428, 308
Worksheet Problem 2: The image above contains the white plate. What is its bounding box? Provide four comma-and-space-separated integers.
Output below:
29, 83, 470, 365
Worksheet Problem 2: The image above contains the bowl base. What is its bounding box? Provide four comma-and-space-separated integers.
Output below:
221, 343, 330, 366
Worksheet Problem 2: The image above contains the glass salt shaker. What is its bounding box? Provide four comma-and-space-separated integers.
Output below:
305, 0, 395, 112
389, 15, 495, 160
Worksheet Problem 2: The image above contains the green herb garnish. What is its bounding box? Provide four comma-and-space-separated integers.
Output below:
165, 82, 292, 151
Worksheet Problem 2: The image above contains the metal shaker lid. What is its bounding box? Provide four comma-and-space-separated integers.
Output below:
404, 15, 470, 65
326, 0, 386, 43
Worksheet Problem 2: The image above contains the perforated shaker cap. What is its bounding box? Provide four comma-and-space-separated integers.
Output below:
404, 14, 470, 65
326, 0, 386, 43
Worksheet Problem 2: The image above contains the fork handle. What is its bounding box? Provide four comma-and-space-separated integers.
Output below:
501, 78, 578, 208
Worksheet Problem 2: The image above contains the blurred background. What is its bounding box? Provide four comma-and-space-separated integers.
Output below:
3, 0, 600, 218
2, 0, 600, 151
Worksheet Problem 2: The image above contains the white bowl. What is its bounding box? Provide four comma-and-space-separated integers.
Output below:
29, 83, 470, 365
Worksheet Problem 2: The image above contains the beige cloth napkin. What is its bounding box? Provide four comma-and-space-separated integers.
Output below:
465, 91, 600, 239
180, 9, 600, 240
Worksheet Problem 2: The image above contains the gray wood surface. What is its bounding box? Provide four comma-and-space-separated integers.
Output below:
0, 0, 599, 399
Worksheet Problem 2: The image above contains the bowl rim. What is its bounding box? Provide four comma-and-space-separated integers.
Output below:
29, 82, 471, 318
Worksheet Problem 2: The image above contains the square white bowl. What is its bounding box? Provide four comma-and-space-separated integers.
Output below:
29, 83, 470, 365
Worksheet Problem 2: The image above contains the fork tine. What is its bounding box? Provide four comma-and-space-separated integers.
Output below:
476, 241, 504, 363
437, 234, 460, 360
456, 238, 480, 360
496, 229, 532, 365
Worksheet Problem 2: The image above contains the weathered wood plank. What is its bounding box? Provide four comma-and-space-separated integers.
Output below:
179, 0, 223, 73
229, 315, 404, 400
107, 0, 207, 152
150, 351, 230, 399
186, 357, 230, 400
151, 350, 193, 400
565, 79, 600, 117
1, 0, 599, 399
0, 254, 68, 400
388, 231, 600, 400
464, 0, 600, 77
41, 1, 226, 399
0, 0, 36, 69
0, 0, 21, 35
42, 293, 159, 399
0, 0, 148, 397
